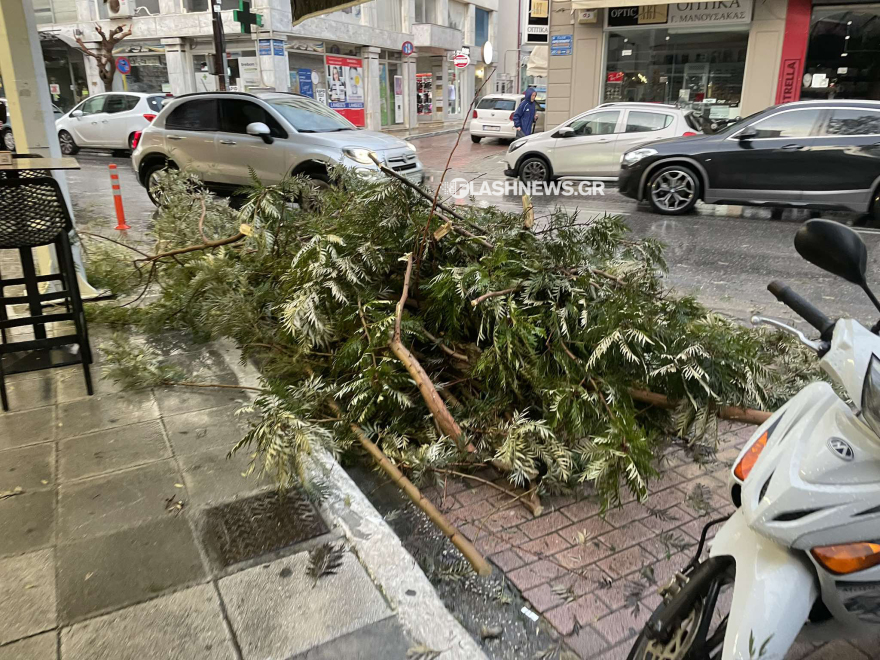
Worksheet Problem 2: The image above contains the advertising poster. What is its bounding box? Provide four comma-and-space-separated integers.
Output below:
238, 57, 261, 89
325, 54, 365, 126
298, 68, 314, 97
393, 75, 403, 124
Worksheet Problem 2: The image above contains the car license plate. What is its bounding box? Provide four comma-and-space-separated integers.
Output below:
483, 125, 501, 131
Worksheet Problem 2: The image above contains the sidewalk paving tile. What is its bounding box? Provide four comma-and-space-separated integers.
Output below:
288, 616, 411, 660
153, 381, 249, 417
2, 373, 55, 411
0, 489, 54, 557
56, 515, 206, 624
219, 550, 393, 660
178, 445, 271, 507
0, 407, 54, 450
163, 403, 253, 456
57, 420, 170, 482
58, 459, 183, 540
55, 369, 126, 404
0, 632, 58, 660
61, 584, 236, 660
57, 391, 159, 438
0, 549, 56, 645
0, 443, 54, 491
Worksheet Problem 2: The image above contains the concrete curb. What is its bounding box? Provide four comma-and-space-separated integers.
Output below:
402, 128, 461, 140
216, 338, 489, 660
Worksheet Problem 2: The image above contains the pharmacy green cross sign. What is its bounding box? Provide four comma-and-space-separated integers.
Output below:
233, 0, 262, 34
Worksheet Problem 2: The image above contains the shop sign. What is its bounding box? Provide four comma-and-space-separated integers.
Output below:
297, 68, 314, 97
238, 57, 260, 89
778, 58, 801, 104
523, 0, 549, 44
578, 9, 598, 23
607, 0, 751, 28
607, 71, 625, 83
325, 55, 365, 127
550, 35, 573, 56
258, 39, 285, 56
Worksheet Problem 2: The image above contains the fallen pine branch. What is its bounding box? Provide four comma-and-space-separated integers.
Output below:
628, 388, 772, 426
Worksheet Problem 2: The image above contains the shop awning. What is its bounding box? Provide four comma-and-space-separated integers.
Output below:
290, 0, 371, 25
571, 0, 677, 8
526, 46, 548, 78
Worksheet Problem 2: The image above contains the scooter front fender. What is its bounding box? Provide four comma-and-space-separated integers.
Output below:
710, 509, 818, 660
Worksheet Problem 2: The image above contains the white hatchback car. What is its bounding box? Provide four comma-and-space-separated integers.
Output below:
469, 93, 545, 143
504, 102, 700, 183
56, 92, 166, 154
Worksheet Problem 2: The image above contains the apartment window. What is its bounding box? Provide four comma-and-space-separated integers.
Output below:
475, 8, 489, 46
374, 0, 402, 32
33, 0, 77, 24
414, 0, 436, 23
448, 0, 466, 31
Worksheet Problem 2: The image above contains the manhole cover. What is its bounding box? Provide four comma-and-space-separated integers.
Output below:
202, 489, 328, 568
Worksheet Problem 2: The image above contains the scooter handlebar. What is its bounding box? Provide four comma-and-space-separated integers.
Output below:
767, 280, 835, 338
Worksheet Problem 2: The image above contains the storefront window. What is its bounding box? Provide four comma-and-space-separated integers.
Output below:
802, 6, 880, 101
604, 28, 747, 124
447, 65, 461, 115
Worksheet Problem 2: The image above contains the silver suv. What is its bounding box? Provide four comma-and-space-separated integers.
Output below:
132, 91, 424, 205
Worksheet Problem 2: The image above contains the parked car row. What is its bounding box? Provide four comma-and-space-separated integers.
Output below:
501, 98, 880, 220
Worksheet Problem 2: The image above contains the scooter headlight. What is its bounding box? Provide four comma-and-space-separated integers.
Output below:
861, 354, 880, 438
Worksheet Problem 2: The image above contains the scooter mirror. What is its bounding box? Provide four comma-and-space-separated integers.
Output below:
794, 219, 868, 286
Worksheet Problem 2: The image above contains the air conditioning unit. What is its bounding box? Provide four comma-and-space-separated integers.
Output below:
107, 0, 136, 19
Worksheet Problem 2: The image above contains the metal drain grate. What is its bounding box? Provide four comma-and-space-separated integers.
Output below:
202, 489, 328, 568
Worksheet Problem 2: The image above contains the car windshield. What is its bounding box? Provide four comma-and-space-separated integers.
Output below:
265, 97, 355, 133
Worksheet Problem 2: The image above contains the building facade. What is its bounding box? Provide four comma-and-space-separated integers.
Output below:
545, 0, 880, 129
19, 0, 503, 131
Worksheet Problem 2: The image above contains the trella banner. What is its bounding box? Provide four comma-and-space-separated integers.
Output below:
325, 55, 365, 127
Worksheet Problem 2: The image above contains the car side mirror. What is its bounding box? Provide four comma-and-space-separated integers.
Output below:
247, 122, 273, 144
555, 126, 575, 138
71, 110, 83, 118
737, 126, 757, 141
795, 219, 867, 285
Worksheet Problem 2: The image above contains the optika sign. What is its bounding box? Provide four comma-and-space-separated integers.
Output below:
668, 0, 751, 24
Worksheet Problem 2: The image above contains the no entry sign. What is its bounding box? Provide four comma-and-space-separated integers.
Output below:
453, 53, 470, 68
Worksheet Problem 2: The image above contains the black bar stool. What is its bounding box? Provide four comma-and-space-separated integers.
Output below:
0, 174, 93, 411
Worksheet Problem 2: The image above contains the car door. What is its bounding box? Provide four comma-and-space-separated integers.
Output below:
805, 107, 880, 210
710, 108, 823, 200
550, 110, 622, 177
215, 99, 291, 186
70, 95, 107, 145
162, 98, 220, 183
614, 110, 676, 164
100, 94, 140, 148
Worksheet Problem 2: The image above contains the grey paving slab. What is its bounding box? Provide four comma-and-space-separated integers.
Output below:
0, 443, 54, 491
153, 381, 250, 418
2, 372, 56, 411
0, 549, 56, 645
164, 403, 253, 456
58, 420, 170, 482
0, 488, 54, 557
58, 459, 183, 540
61, 584, 236, 660
289, 616, 411, 660
56, 515, 206, 624
179, 446, 270, 507
0, 632, 58, 660
219, 549, 393, 660
56, 390, 159, 439
160, 349, 234, 378
56, 368, 127, 404
0, 407, 54, 450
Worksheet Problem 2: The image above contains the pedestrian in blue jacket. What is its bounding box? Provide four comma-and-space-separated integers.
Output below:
513, 87, 538, 137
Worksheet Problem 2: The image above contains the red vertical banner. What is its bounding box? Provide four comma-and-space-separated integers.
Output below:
775, 0, 812, 104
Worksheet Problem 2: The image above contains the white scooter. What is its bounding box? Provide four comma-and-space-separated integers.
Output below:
629, 219, 880, 660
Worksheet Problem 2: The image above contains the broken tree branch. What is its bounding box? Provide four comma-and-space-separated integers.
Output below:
470, 286, 521, 307
431, 468, 543, 516
628, 388, 771, 425
137, 232, 246, 263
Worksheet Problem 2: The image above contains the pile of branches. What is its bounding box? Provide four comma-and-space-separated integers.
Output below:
85, 167, 816, 507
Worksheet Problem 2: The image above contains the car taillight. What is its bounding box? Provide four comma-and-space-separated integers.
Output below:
131, 131, 142, 149
143, 114, 157, 122
509, 113, 514, 120
472, 109, 478, 118
682, 131, 697, 136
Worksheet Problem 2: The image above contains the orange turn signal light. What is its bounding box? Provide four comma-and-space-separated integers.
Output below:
812, 542, 880, 575
733, 430, 768, 481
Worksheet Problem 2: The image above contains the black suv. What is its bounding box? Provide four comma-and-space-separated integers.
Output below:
619, 100, 880, 219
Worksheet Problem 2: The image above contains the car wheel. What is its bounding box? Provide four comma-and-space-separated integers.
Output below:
58, 130, 79, 155
471, 135, 481, 143
2, 129, 15, 152
647, 165, 699, 215
144, 161, 176, 207
518, 157, 549, 184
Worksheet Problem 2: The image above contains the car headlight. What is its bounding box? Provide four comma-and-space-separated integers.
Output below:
404, 141, 417, 152
621, 147, 658, 166
343, 147, 378, 165
862, 355, 880, 438
509, 139, 527, 153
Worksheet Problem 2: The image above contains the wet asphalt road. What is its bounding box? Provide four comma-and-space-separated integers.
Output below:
69, 137, 880, 334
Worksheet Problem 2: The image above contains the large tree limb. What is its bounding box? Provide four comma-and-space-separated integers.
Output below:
137, 232, 246, 263
628, 388, 771, 425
